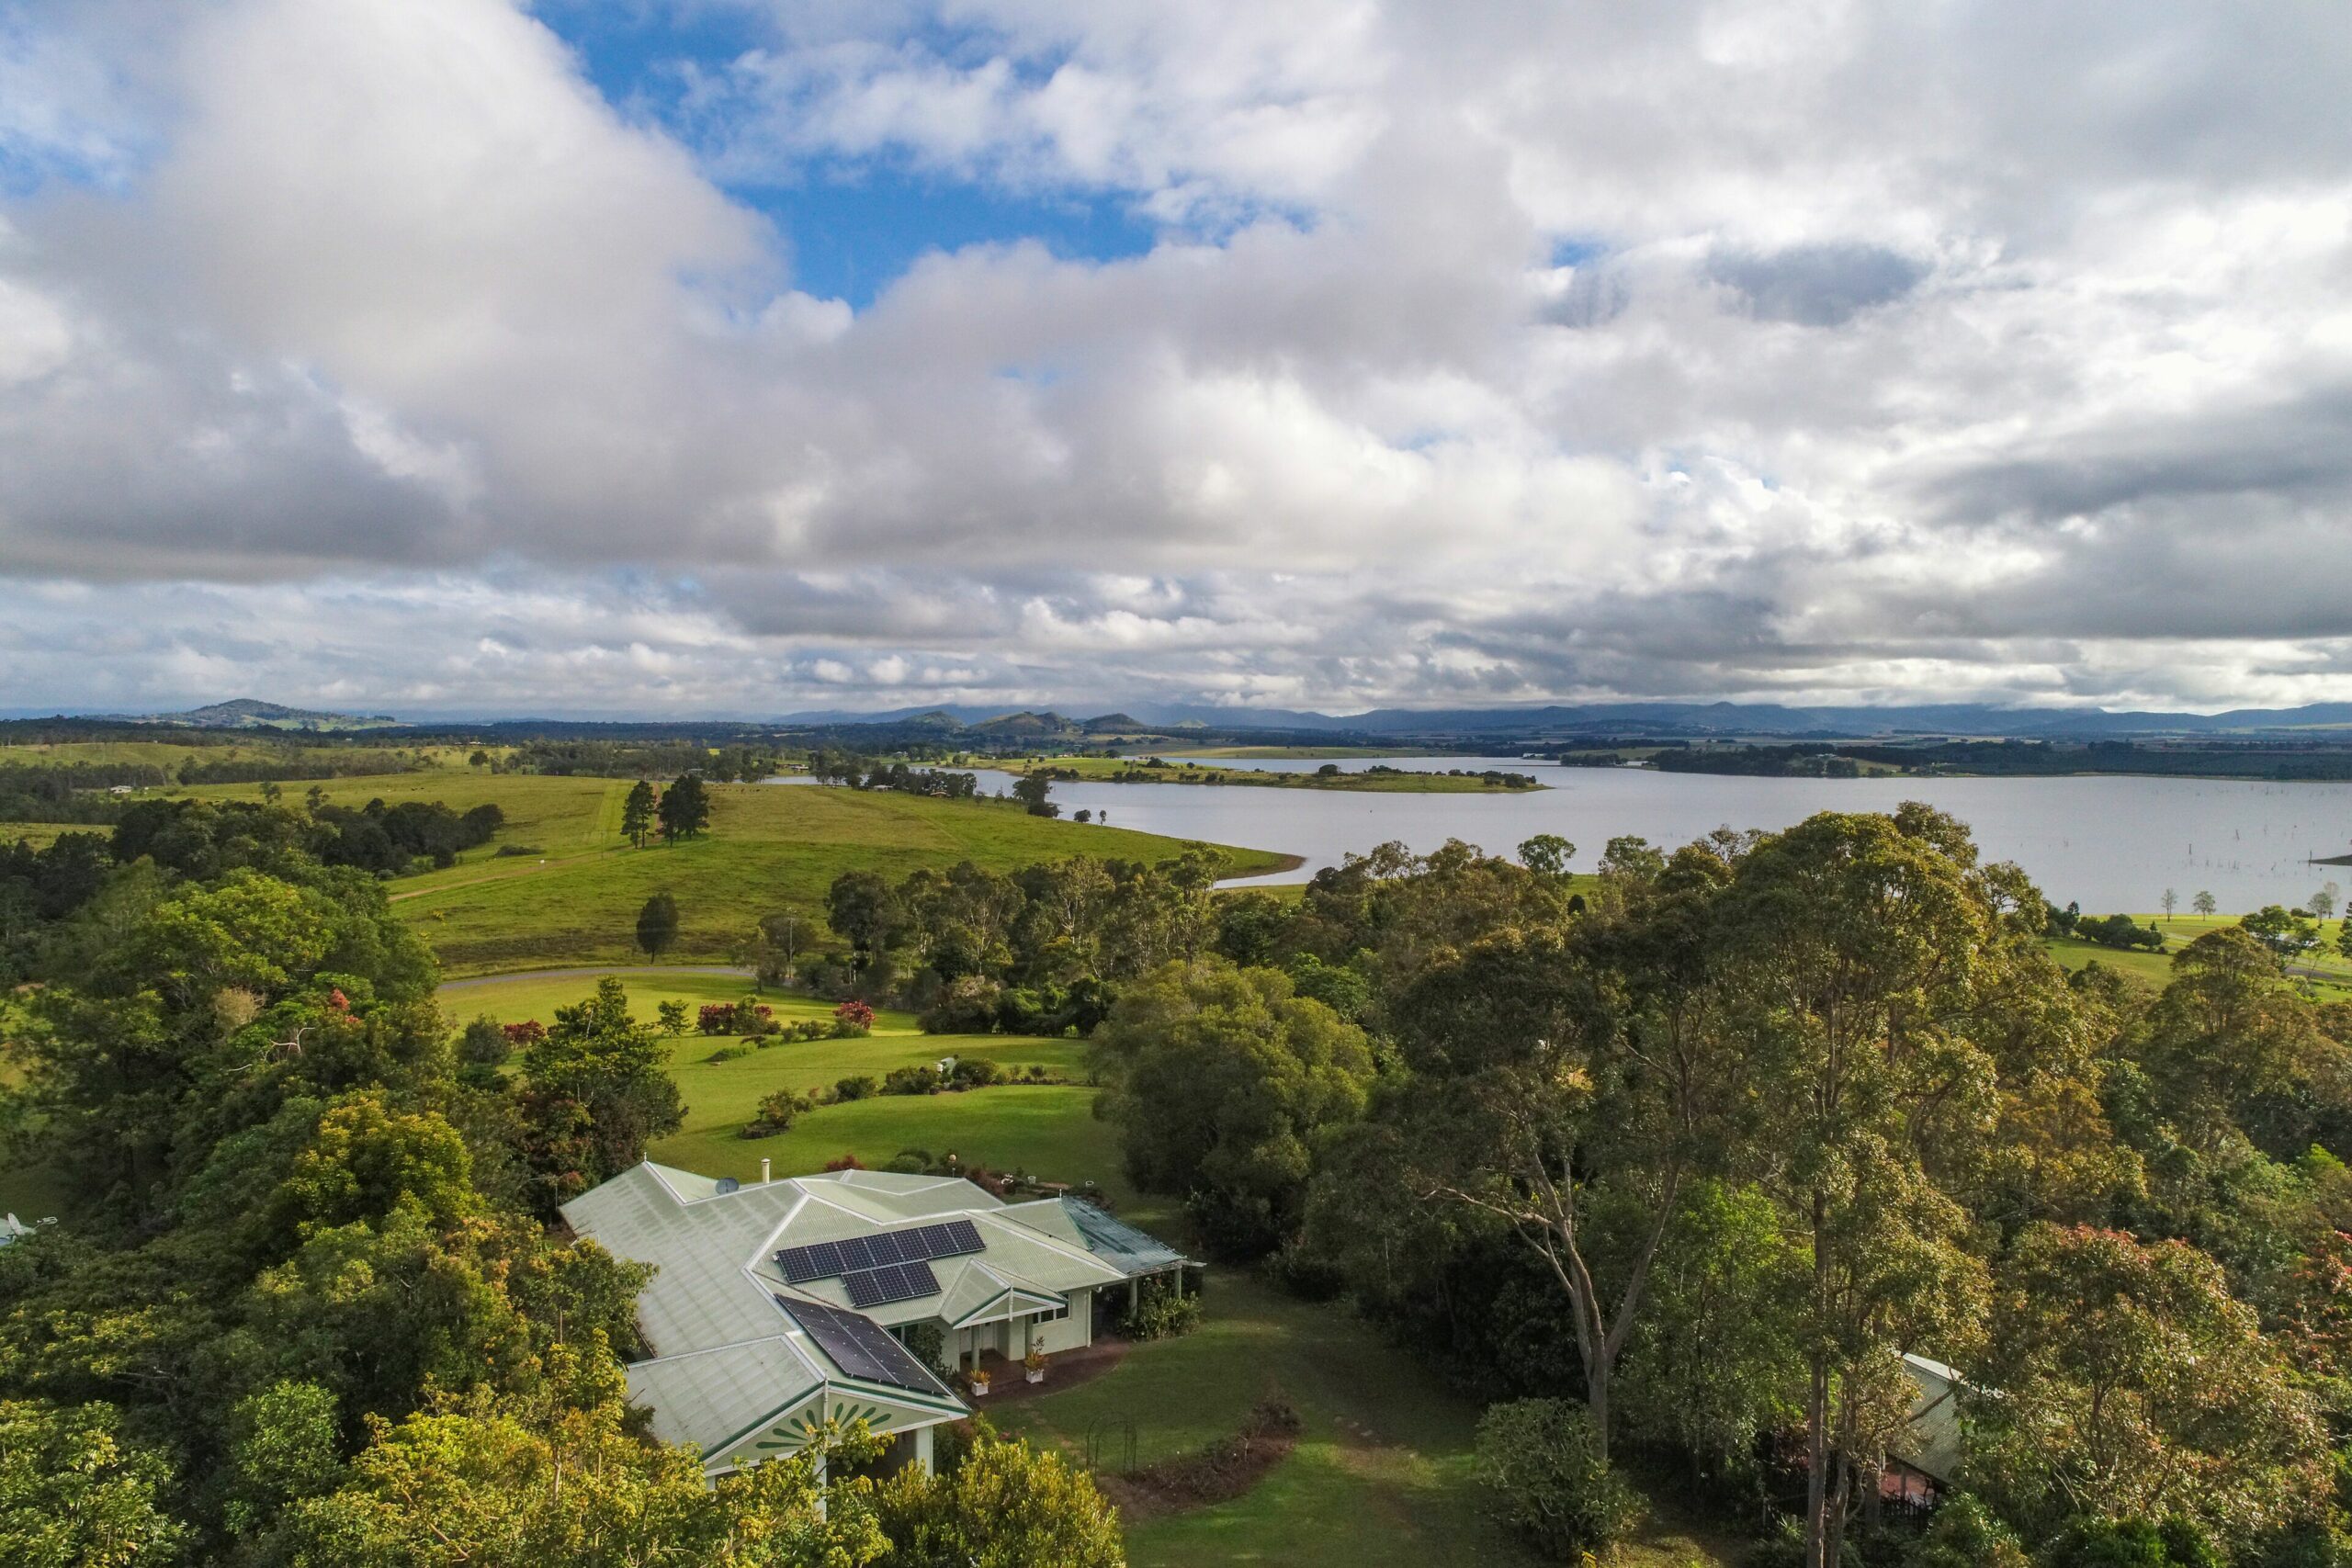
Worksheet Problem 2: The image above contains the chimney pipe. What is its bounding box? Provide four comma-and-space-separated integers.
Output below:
761, 1158, 772, 1185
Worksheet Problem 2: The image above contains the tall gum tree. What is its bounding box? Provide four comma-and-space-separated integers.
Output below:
1717, 807, 2033, 1568
1388, 839, 1742, 1457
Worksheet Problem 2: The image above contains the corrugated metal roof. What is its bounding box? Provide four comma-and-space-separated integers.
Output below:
561, 1161, 1192, 1468
1055, 1197, 1192, 1275
1898, 1353, 1966, 1483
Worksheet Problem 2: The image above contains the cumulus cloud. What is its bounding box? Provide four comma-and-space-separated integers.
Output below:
0, 0, 2347, 713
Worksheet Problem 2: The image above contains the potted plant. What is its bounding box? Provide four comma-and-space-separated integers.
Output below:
1023, 1347, 1047, 1384
968, 1367, 991, 1397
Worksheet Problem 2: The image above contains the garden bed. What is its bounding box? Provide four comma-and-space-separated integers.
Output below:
1098, 1398, 1304, 1522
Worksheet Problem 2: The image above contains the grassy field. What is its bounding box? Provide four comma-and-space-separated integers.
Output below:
168, 773, 1285, 975
2041, 911, 2352, 999
444, 968, 1109, 1185
1014, 756, 1544, 794
0, 823, 96, 850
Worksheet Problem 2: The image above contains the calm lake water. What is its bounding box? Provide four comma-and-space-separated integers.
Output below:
949, 760, 2352, 917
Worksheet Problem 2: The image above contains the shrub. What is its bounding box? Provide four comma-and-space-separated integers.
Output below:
2046, 1517, 2223, 1568
655, 1000, 688, 1034
949, 1056, 1005, 1089
789, 1019, 831, 1043
741, 1088, 814, 1138
502, 1019, 547, 1049
458, 1015, 510, 1066
1473, 1398, 1645, 1557
706, 1043, 752, 1064
1117, 1278, 1202, 1341
822, 1154, 866, 1172
834, 1075, 878, 1101
834, 999, 876, 1029
831, 1016, 872, 1039
697, 1003, 736, 1035
739, 1006, 780, 1038
1911, 1496, 2033, 1568
883, 1065, 943, 1096
902, 1320, 947, 1371
885, 1147, 933, 1175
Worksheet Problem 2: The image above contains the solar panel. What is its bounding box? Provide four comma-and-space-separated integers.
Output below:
842, 1260, 940, 1308
780, 1297, 953, 1396
778, 1238, 849, 1284
777, 1219, 987, 1283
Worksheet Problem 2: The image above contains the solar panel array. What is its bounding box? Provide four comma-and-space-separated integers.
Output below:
776, 1219, 984, 1284
778, 1297, 950, 1396
843, 1259, 941, 1308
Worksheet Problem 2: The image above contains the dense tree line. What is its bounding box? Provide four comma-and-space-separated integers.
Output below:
0, 806, 1123, 1565
508, 739, 780, 780
0, 753, 420, 825
1083, 817, 2352, 1566
817, 851, 1224, 1033
1654, 738, 2352, 782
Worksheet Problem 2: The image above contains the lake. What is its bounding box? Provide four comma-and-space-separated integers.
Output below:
957, 760, 2352, 916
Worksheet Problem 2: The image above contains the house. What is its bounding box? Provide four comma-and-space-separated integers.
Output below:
560, 1161, 1195, 1479
1883, 1353, 1967, 1507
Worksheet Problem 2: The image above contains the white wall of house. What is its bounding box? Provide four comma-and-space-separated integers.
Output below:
1023, 1291, 1092, 1356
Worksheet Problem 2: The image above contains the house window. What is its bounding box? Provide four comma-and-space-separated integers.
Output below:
1034, 1297, 1069, 1323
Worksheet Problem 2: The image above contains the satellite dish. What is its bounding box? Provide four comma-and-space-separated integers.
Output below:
715, 1177, 741, 1195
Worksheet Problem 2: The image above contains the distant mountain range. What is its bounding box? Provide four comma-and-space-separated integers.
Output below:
133, 698, 401, 732
775, 700, 2352, 740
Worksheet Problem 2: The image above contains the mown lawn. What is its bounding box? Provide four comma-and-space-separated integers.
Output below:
174, 773, 1283, 975
439, 967, 1109, 1189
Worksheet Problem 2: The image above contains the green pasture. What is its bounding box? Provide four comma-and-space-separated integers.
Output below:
439, 967, 1107, 1188
169, 773, 1284, 975
0, 823, 95, 850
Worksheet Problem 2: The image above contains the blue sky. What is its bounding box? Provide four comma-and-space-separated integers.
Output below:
539, 3, 1158, 306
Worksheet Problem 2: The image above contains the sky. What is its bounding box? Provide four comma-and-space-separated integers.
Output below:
0, 0, 2348, 719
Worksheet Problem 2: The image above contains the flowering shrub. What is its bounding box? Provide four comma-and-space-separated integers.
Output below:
834, 999, 876, 1029
502, 1019, 547, 1048
697, 1003, 736, 1034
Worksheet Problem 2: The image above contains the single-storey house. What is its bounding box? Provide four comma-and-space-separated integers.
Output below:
560, 1161, 1194, 1478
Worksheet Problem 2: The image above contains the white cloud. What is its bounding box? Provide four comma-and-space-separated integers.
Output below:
0, 0, 2348, 712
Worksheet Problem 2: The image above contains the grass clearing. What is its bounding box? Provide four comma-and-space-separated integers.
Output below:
169, 773, 1283, 974
0, 823, 97, 850
438, 967, 1109, 1189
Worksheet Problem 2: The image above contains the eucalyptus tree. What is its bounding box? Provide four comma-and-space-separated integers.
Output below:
1712, 806, 2057, 1568
1382, 837, 1745, 1456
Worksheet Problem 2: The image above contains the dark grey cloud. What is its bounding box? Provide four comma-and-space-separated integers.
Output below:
1705, 244, 1928, 327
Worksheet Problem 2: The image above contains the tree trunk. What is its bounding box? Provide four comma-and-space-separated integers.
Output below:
1805, 1187, 1830, 1568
